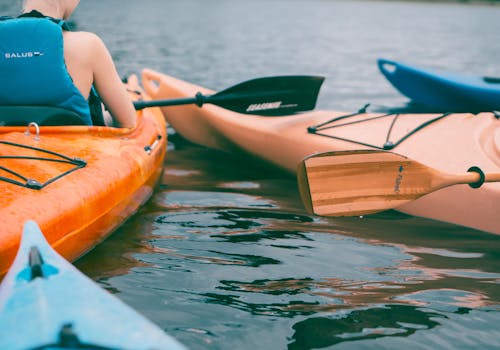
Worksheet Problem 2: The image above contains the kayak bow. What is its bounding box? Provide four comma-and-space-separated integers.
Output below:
378, 58, 500, 112
0, 221, 186, 350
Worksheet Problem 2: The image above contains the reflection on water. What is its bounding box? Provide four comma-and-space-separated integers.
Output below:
289, 305, 443, 350
154, 191, 277, 209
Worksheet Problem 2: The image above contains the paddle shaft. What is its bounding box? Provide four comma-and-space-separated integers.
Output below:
134, 92, 271, 110
134, 94, 206, 110
450, 170, 500, 188
484, 173, 500, 182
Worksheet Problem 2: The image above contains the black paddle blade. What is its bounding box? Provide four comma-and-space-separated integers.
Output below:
207, 75, 325, 116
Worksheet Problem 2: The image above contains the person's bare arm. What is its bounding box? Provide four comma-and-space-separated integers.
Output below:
90, 35, 136, 128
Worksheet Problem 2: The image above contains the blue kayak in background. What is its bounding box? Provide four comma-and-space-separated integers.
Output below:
378, 58, 500, 112
0, 221, 187, 350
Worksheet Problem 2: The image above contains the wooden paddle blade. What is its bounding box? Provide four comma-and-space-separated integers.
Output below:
209, 75, 325, 116
298, 150, 455, 217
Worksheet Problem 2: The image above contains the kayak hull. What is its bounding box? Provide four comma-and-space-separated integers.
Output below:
378, 58, 500, 112
0, 221, 186, 350
0, 75, 167, 277
142, 69, 500, 235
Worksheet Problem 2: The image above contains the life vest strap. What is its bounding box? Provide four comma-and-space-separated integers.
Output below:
0, 106, 89, 126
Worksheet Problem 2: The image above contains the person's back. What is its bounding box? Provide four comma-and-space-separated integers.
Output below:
0, 0, 136, 128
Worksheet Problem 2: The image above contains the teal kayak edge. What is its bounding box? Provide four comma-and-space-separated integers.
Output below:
0, 220, 187, 350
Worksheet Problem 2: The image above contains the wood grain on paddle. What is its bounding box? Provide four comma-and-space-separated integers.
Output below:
297, 150, 499, 217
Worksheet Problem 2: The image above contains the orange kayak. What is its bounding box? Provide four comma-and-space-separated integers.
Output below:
0, 75, 167, 277
141, 69, 500, 235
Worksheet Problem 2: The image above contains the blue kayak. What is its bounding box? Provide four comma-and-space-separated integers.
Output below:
378, 58, 500, 112
0, 221, 187, 350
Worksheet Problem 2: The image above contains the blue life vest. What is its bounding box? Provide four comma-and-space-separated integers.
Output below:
0, 15, 93, 125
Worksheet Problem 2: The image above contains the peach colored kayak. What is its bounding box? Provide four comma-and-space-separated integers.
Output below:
141, 69, 500, 235
0, 75, 167, 277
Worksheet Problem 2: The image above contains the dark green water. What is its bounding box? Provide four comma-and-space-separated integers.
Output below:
3, 0, 499, 349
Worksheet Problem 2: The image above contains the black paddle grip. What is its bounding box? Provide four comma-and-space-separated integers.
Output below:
467, 166, 485, 189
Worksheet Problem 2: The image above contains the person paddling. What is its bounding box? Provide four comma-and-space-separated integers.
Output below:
0, 0, 136, 128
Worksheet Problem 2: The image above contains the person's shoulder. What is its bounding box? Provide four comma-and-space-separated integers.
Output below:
65, 30, 103, 45
64, 30, 109, 55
